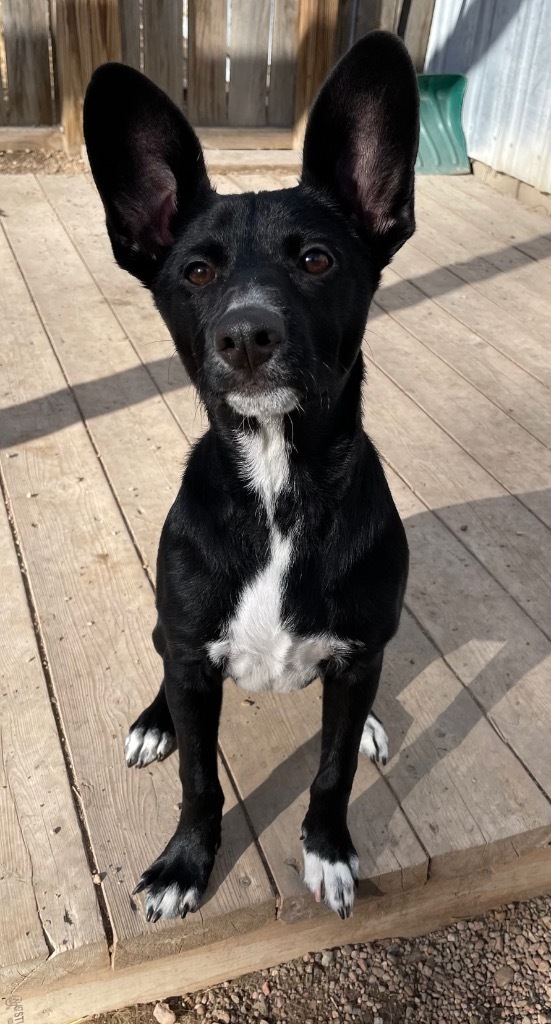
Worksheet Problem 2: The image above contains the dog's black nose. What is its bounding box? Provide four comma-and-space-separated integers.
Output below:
214, 307, 285, 371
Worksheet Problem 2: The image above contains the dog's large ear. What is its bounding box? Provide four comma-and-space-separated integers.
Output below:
301, 31, 419, 266
84, 63, 210, 284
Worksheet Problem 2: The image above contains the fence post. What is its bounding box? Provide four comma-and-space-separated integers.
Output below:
293, 0, 340, 149
54, 0, 121, 153
352, 0, 437, 71
402, 0, 437, 71
2, 0, 54, 125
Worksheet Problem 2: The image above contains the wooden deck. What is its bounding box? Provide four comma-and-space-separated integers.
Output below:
1, 168, 550, 1023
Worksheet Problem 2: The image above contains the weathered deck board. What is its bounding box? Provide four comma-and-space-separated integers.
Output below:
0, 199, 275, 970
390, 238, 551, 389
391, 233, 551, 389
386, 466, 551, 794
418, 175, 551, 276
372, 263, 551, 450
407, 182, 551, 388
40, 175, 201, 445
364, 359, 551, 638
0, 468, 107, 996
442, 174, 551, 248
376, 611, 551, 877
22, 173, 197, 559
368, 293, 551, 527
413, 189, 551, 326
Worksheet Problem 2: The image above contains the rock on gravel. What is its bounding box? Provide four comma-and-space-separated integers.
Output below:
152, 1002, 176, 1024
494, 965, 515, 988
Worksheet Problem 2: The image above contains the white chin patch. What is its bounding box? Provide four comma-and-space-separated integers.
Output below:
226, 387, 299, 418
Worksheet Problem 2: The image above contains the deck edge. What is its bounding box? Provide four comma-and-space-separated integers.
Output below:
5, 846, 550, 1023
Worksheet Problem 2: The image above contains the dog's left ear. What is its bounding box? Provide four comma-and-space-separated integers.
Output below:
301, 31, 419, 266
84, 63, 211, 284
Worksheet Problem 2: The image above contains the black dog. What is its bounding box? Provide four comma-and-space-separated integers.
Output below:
84, 31, 419, 922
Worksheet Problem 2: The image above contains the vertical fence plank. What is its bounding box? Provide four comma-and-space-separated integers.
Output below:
293, 0, 339, 145
188, 0, 228, 124
119, 0, 141, 69
335, 0, 356, 58
268, 0, 299, 126
142, 0, 183, 105
402, 0, 437, 70
228, 0, 271, 126
54, 0, 121, 152
347, 2, 435, 69
3, 0, 53, 125
355, 0, 402, 36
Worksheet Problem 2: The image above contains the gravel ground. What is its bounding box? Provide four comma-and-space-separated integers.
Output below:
94, 895, 551, 1024
0, 149, 88, 174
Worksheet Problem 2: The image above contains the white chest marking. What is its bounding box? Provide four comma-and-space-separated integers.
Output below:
207, 416, 354, 692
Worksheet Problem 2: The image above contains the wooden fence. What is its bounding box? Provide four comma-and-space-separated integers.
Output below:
0, 0, 436, 152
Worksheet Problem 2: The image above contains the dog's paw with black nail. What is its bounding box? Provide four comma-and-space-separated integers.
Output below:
125, 701, 176, 767
301, 827, 359, 919
133, 830, 217, 922
135, 872, 202, 922
359, 712, 389, 765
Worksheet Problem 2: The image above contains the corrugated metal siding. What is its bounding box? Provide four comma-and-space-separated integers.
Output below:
425, 0, 551, 193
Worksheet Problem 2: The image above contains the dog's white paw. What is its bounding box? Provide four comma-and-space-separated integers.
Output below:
125, 726, 175, 768
359, 713, 389, 765
140, 881, 201, 923
302, 849, 359, 919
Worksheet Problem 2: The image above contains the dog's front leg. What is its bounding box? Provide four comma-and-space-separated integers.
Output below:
134, 652, 224, 922
301, 650, 384, 919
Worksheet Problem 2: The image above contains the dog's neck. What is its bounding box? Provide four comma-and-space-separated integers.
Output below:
208, 353, 365, 504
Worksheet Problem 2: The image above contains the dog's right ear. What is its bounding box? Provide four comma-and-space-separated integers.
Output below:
84, 63, 211, 285
301, 32, 419, 267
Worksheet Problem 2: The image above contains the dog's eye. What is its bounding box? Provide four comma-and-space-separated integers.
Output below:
184, 261, 216, 287
300, 249, 332, 275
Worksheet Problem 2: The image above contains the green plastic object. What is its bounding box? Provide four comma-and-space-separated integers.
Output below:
415, 74, 470, 175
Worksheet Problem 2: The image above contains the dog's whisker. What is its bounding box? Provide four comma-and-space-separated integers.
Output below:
166, 351, 179, 384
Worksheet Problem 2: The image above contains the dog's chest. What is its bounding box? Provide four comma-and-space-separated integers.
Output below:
206, 419, 352, 692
